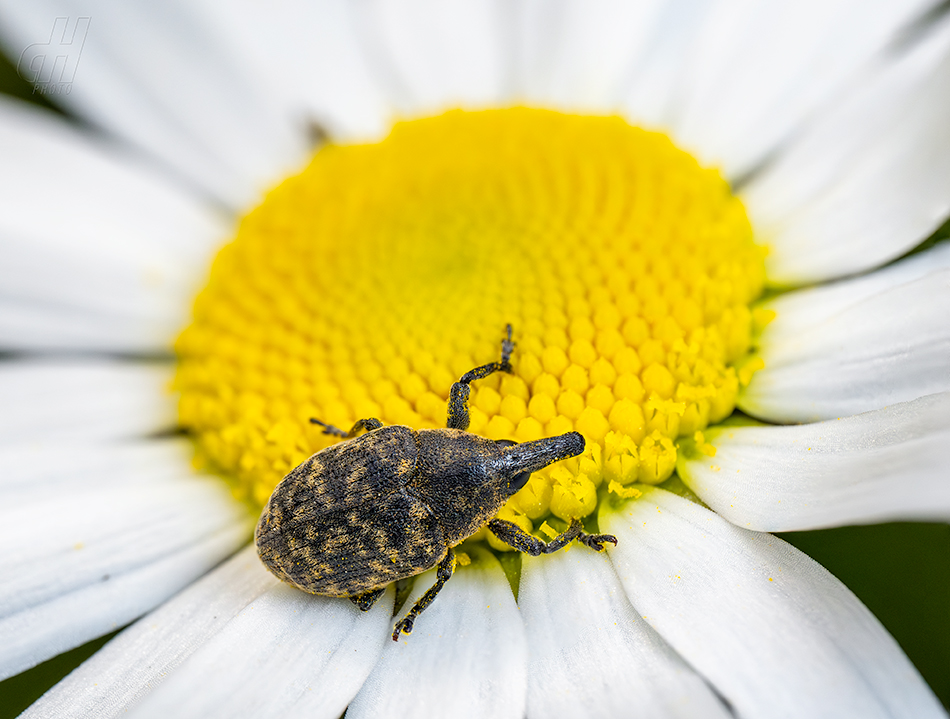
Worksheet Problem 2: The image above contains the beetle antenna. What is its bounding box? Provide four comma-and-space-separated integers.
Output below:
446, 325, 517, 430
501, 323, 514, 367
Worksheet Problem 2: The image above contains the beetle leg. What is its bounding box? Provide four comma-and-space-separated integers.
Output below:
446, 324, 515, 430
487, 518, 617, 556
310, 417, 383, 438
392, 547, 456, 641
348, 587, 387, 612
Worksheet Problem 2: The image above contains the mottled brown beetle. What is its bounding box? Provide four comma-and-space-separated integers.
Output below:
255, 325, 618, 640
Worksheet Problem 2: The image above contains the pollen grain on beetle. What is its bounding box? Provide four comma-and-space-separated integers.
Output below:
174, 107, 766, 540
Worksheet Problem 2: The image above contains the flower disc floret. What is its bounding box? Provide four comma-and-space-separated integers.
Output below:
175, 108, 765, 536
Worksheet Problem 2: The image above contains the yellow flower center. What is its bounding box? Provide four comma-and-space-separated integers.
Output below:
174, 108, 764, 549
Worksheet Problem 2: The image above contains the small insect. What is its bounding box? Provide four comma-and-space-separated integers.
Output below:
255, 325, 618, 640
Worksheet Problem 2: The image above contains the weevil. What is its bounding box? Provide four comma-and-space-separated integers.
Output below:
255, 325, 618, 640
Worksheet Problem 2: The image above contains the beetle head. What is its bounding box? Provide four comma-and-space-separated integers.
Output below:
494, 431, 585, 496
411, 428, 587, 546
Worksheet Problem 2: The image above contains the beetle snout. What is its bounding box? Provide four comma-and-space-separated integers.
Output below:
498, 431, 586, 477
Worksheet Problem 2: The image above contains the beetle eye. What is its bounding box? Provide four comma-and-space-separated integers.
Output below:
509, 470, 531, 493
495, 440, 530, 492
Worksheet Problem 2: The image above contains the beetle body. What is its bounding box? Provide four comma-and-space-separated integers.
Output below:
255, 326, 617, 640
255, 425, 584, 597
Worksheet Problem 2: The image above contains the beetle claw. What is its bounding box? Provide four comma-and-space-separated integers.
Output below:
578, 533, 618, 552
392, 616, 414, 641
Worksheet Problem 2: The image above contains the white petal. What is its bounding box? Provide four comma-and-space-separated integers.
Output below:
753, 242, 950, 343
190, 0, 391, 142
601, 487, 945, 719
0, 440, 251, 680
127, 583, 392, 718
0, 439, 192, 493
512, 0, 666, 111
347, 549, 527, 719
354, 0, 511, 116
20, 547, 274, 719
670, 0, 935, 178
0, 304, 184, 355
680, 392, 950, 531
618, 0, 719, 129
0, 97, 226, 352
0, 360, 175, 443
740, 268, 950, 422
519, 549, 731, 719
742, 13, 950, 284
0, 2, 306, 207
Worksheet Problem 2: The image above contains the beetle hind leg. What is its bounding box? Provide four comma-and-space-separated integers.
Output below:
392, 547, 456, 641
310, 417, 383, 438
487, 517, 617, 556
446, 324, 515, 430
349, 587, 386, 612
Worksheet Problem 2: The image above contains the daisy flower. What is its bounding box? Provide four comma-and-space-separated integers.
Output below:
2, 1, 949, 717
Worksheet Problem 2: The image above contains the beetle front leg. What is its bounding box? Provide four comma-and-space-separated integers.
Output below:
446, 324, 515, 430
487, 518, 618, 556
310, 417, 383, 438
392, 547, 456, 641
